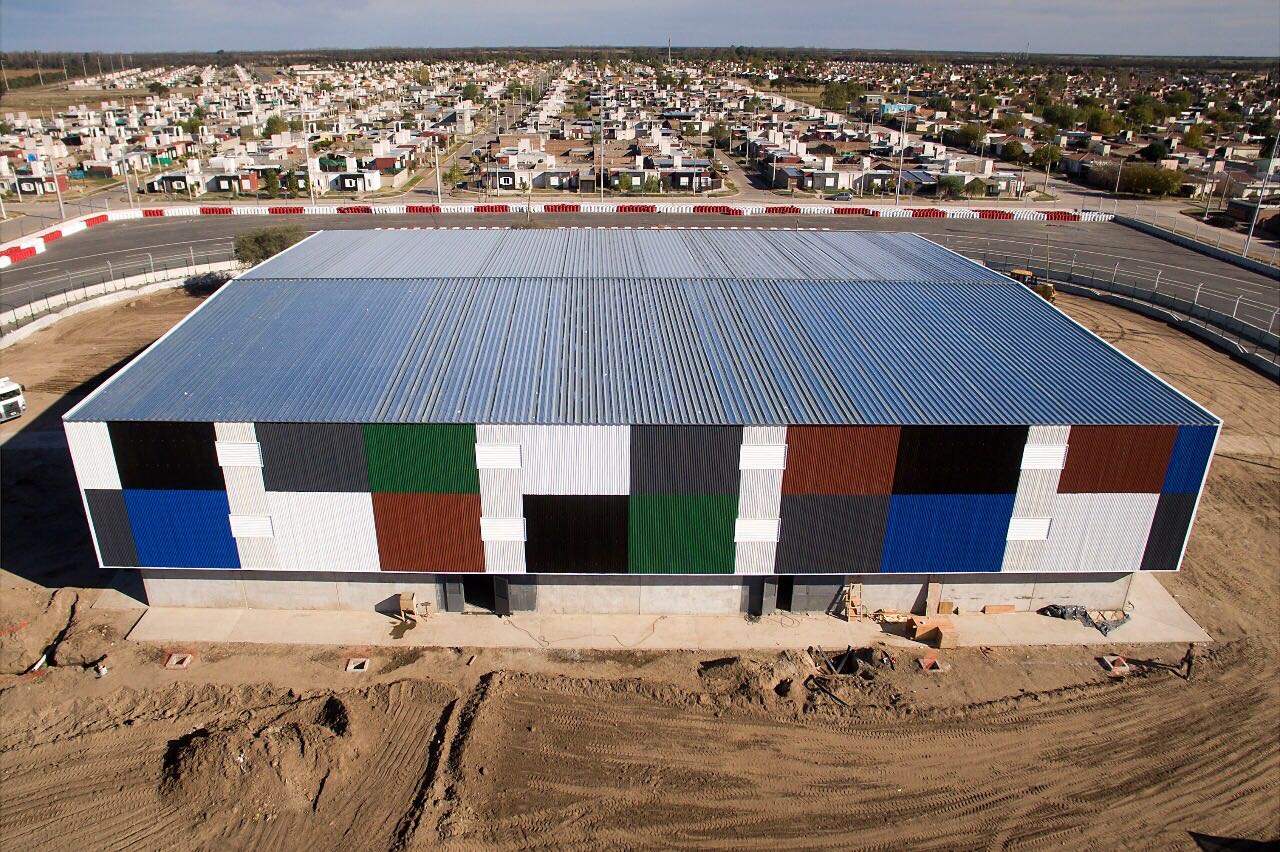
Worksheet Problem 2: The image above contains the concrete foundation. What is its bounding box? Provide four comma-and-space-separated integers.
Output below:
139, 570, 1137, 615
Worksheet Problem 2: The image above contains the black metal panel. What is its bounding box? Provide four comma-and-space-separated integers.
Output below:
108, 421, 222, 490
492, 577, 512, 616
745, 578, 778, 616
776, 494, 890, 573
85, 489, 138, 566
1141, 493, 1198, 570
892, 426, 1028, 495
257, 422, 369, 492
630, 426, 743, 495
524, 495, 629, 573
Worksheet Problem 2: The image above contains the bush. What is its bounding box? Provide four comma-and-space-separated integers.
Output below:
234, 224, 307, 266
184, 271, 235, 296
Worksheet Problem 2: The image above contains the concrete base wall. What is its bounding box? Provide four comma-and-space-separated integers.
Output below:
140, 570, 1135, 615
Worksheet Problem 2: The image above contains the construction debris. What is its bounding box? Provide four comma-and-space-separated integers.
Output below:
1101, 655, 1131, 675
1038, 604, 1131, 636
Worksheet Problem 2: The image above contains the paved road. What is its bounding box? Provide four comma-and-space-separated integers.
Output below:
3, 214, 1276, 328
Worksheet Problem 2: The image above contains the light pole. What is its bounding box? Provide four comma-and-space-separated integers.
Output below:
47, 155, 66, 219
1112, 158, 1125, 214
1243, 133, 1279, 258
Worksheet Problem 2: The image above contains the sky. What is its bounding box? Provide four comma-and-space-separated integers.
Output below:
2, 0, 1277, 57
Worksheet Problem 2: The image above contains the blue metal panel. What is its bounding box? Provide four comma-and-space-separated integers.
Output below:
123, 489, 239, 569
67, 230, 1219, 428
881, 493, 1016, 573
1162, 425, 1218, 494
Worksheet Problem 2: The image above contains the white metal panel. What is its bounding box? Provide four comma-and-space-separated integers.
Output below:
735, 541, 777, 574
235, 537, 278, 569
735, 518, 780, 542
1011, 469, 1062, 519
479, 468, 522, 518
1027, 425, 1071, 445
475, 443, 521, 469
216, 440, 263, 467
222, 466, 269, 515
229, 514, 274, 538
1007, 517, 1051, 540
738, 468, 783, 519
739, 444, 787, 469
266, 491, 380, 572
477, 424, 520, 443
483, 540, 526, 573
65, 421, 121, 490
1021, 444, 1067, 469
743, 425, 787, 445
214, 422, 257, 442
1000, 540, 1041, 572
1033, 493, 1160, 574
517, 425, 629, 495
480, 517, 526, 541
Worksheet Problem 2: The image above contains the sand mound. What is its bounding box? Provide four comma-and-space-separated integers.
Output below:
161, 695, 354, 814
697, 650, 811, 708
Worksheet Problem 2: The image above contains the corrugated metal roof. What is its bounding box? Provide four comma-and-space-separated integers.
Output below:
68, 229, 1218, 427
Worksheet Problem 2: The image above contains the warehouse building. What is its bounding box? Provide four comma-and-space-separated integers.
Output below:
64, 229, 1219, 616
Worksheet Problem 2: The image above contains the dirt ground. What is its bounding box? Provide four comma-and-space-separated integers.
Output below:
0, 290, 1277, 850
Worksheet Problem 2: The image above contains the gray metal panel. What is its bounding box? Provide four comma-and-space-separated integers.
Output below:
743, 425, 787, 445
506, 576, 537, 611
65, 421, 121, 490
517, 426, 629, 495
1027, 425, 1071, 445
631, 426, 742, 494
85, 489, 138, 567
735, 541, 777, 575
258, 422, 369, 492
214, 422, 256, 442
1034, 493, 1160, 573
483, 540, 527, 573
1010, 469, 1061, 519
788, 577, 844, 612
222, 466, 269, 515
235, 536, 279, 569
68, 231, 1219, 428
776, 495, 889, 574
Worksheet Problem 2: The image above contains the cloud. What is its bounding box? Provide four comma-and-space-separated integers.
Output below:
2, 0, 1277, 55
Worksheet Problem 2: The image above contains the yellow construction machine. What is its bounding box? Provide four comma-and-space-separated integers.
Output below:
1009, 268, 1056, 303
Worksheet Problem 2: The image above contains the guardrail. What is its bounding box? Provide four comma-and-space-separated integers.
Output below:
933, 234, 1279, 367
1117, 207, 1279, 270
1, 248, 240, 334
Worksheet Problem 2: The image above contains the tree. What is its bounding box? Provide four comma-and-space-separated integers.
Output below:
642, 176, 661, 194
926, 95, 951, 113
263, 170, 281, 196
240, 126, 256, 141
1165, 90, 1193, 113
1138, 141, 1169, 162
147, 81, 169, 96
618, 173, 634, 193
288, 118, 304, 133
461, 82, 481, 102
1032, 123, 1057, 142
234, 224, 306, 265
1002, 140, 1028, 164
937, 175, 965, 198
180, 117, 202, 136
956, 123, 984, 149
976, 94, 997, 111
572, 101, 590, 120
416, 69, 431, 87
708, 121, 729, 150
1031, 144, 1062, 169
264, 115, 287, 136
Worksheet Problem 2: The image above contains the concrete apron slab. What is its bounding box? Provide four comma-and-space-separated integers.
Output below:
126, 571, 1210, 650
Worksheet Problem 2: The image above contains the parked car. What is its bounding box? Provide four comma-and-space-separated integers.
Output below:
831, 192, 854, 201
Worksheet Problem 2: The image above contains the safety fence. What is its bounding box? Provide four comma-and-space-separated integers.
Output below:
1, 247, 239, 334
0, 204, 1116, 270
933, 233, 1280, 367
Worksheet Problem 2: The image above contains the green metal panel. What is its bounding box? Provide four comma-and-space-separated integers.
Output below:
363, 424, 479, 493
628, 494, 737, 574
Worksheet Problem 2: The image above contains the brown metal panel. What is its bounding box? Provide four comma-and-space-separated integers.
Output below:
782, 426, 901, 495
1058, 426, 1178, 494
372, 493, 484, 572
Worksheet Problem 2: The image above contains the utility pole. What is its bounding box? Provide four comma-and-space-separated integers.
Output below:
1112, 158, 1125, 213
47, 155, 66, 218
1243, 133, 1279, 257
434, 145, 442, 199
0, 56, 8, 93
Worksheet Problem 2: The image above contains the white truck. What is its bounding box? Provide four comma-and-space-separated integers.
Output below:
0, 377, 27, 422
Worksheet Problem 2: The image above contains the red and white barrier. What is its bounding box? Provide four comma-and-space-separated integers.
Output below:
0, 202, 1115, 269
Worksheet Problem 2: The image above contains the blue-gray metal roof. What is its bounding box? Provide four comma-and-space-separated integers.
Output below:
67, 229, 1218, 426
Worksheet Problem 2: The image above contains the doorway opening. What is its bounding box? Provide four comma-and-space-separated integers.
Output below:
462, 576, 496, 612
776, 577, 795, 612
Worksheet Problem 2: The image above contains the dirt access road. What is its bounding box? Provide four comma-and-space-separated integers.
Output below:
0, 289, 1276, 850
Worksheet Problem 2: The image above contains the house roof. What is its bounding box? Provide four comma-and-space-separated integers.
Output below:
67, 229, 1215, 428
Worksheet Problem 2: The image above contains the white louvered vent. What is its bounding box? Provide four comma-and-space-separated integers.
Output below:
739, 444, 787, 470
735, 518, 780, 542
1021, 444, 1067, 470
1007, 518, 1052, 541
475, 444, 522, 469
229, 514, 274, 538
481, 517, 526, 541
216, 441, 263, 468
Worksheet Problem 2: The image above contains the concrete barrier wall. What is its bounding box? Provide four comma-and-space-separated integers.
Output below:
1114, 215, 1278, 277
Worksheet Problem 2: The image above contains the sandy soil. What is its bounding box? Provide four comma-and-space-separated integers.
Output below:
0, 291, 1277, 850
